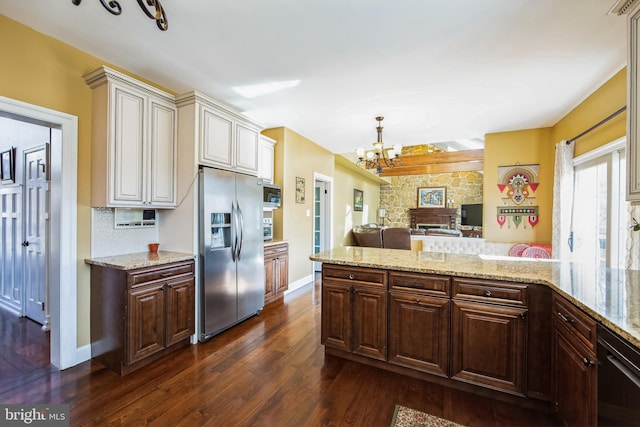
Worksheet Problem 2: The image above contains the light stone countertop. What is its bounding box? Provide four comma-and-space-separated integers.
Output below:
264, 239, 288, 247
85, 251, 195, 270
309, 246, 640, 349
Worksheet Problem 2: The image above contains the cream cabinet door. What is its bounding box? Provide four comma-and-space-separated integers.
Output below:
258, 135, 276, 183
200, 107, 234, 169
628, 5, 640, 201
148, 98, 177, 206
110, 85, 145, 205
235, 122, 259, 174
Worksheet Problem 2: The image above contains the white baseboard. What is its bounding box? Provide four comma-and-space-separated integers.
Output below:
284, 274, 313, 295
75, 344, 91, 365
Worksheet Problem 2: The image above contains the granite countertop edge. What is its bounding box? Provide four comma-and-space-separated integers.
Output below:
85, 251, 196, 270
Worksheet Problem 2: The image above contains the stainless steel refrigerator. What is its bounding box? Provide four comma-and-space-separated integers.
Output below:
199, 167, 264, 341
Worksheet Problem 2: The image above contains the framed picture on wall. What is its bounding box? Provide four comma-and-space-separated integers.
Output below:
417, 187, 446, 208
296, 177, 306, 203
354, 189, 363, 211
0, 147, 15, 184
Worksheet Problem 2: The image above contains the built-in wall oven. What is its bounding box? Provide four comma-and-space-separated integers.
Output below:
597, 324, 640, 426
263, 217, 273, 241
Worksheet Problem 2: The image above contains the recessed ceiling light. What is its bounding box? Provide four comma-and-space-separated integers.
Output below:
232, 80, 300, 98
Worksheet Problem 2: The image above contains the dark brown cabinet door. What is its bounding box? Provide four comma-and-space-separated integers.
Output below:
451, 300, 527, 395
128, 285, 165, 364
321, 282, 352, 352
264, 256, 276, 302
276, 254, 289, 294
352, 286, 387, 361
553, 327, 597, 427
165, 276, 195, 347
389, 291, 450, 376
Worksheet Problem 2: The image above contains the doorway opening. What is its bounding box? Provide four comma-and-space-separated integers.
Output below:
0, 119, 51, 330
0, 96, 78, 370
313, 173, 332, 272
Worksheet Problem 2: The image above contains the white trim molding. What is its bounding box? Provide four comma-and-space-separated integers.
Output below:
0, 96, 79, 370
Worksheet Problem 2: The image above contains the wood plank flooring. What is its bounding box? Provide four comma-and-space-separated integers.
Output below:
0, 275, 560, 426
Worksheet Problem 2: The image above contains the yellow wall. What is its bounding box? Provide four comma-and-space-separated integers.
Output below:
483, 67, 627, 244
333, 163, 381, 247
484, 128, 554, 243
0, 15, 175, 347
262, 127, 335, 283
553, 68, 627, 156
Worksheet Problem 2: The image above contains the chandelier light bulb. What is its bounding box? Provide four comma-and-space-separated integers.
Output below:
354, 116, 402, 174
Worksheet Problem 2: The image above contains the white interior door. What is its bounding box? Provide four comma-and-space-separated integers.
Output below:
313, 177, 332, 272
23, 144, 50, 327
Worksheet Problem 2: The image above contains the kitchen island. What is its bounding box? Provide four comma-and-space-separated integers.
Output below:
310, 246, 640, 424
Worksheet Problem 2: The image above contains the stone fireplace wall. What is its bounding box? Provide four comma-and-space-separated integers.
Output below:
379, 172, 483, 228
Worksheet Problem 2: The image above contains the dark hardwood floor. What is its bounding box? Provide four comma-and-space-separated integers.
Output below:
0, 275, 560, 426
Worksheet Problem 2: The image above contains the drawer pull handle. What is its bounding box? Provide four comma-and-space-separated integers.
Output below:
160, 273, 173, 278
582, 357, 594, 367
484, 290, 492, 297
557, 312, 575, 324
348, 274, 355, 280
415, 299, 421, 305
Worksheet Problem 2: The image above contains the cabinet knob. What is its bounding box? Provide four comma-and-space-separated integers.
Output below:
348, 274, 355, 280
414, 299, 421, 305
484, 290, 492, 297
519, 312, 527, 320
582, 357, 594, 367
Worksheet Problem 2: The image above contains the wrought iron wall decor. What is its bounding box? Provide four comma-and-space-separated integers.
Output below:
72, 0, 168, 31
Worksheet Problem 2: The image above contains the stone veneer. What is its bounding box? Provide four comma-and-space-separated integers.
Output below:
379, 171, 483, 227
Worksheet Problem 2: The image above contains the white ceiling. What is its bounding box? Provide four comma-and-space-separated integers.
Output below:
0, 0, 628, 155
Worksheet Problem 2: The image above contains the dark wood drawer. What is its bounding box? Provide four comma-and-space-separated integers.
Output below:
552, 293, 597, 352
265, 243, 288, 257
389, 271, 450, 297
323, 265, 387, 288
452, 277, 527, 307
128, 261, 195, 289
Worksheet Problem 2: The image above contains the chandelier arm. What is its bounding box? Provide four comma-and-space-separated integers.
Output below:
72, 0, 167, 30
100, 0, 123, 15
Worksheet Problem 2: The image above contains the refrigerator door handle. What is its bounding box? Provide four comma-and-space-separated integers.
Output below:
231, 201, 237, 262
237, 201, 244, 260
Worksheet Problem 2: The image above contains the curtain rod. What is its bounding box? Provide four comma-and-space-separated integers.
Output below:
566, 105, 627, 144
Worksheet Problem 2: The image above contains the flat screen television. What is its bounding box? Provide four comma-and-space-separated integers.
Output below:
461, 203, 483, 227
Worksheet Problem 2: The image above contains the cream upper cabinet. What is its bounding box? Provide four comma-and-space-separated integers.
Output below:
258, 135, 276, 183
627, 2, 640, 202
176, 91, 261, 176
85, 66, 177, 208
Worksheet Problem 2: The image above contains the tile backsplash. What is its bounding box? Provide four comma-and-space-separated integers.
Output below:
91, 208, 159, 258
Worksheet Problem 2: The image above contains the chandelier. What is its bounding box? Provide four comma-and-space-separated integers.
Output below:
355, 116, 402, 174
72, 0, 168, 31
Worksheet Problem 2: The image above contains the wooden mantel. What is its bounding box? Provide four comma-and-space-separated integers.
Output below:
409, 208, 457, 230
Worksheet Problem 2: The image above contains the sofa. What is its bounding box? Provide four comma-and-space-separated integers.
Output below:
352, 226, 412, 249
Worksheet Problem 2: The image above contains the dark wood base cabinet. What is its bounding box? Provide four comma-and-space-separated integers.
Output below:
321, 265, 387, 361
90, 260, 195, 375
552, 294, 597, 427
321, 264, 554, 410
264, 242, 289, 305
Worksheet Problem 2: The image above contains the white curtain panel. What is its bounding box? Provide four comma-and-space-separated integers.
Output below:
551, 140, 575, 260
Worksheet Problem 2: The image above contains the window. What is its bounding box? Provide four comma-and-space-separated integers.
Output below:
570, 138, 626, 270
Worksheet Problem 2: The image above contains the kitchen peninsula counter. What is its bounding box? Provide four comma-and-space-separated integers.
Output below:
309, 246, 640, 349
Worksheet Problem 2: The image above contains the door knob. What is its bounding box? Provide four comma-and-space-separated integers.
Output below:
22, 241, 29, 247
